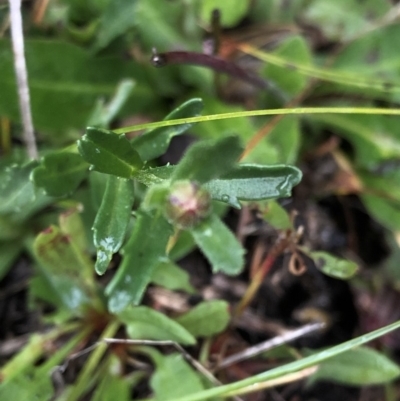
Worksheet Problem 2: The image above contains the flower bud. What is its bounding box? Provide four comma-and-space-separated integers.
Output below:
164, 181, 211, 229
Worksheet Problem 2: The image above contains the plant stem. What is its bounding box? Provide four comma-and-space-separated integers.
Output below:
65, 320, 119, 401
151, 49, 287, 102
114, 106, 400, 134
8, 0, 38, 159
172, 320, 400, 401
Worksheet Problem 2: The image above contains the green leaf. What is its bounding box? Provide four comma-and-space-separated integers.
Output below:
0, 374, 53, 401
59, 207, 90, 254
106, 211, 172, 312
78, 127, 143, 178
303, 0, 390, 41
263, 36, 312, 97
151, 258, 196, 293
267, 117, 301, 164
135, 0, 195, 50
0, 215, 25, 240
311, 114, 400, 169
332, 23, 400, 83
192, 95, 255, 142
92, 0, 139, 52
172, 136, 243, 184
190, 214, 245, 275
92, 355, 142, 401
311, 346, 400, 385
175, 300, 230, 337
31, 151, 88, 197
200, 0, 250, 27
93, 176, 135, 275
89, 171, 109, 210
132, 98, 204, 161
262, 200, 292, 230
0, 162, 37, 214
309, 251, 358, 280
87, 79, 135, 127
151, 354, 205, 401
362, 194, 400, 231
118, 306, 196, 345
203, 164, 302, 209
33, 225, 95, 311
358, 170, 400, 231
0, 39, 155, 133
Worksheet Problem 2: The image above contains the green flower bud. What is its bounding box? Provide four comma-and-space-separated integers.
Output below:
164, 180, 211, 229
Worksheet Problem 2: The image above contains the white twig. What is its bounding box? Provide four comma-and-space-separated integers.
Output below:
8, 0, 37, 159
216, 322, 325, 370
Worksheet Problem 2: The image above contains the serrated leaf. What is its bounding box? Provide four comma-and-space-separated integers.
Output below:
78, 127, 143, 178
175, 300, 230, 337
118, 306, 195, 345
31, 152, 88, 197
151, 354, 205, 401
106, 211, 172, 312
132, 98, 204, 161
310, 251, 358, 280
151, 259, 196, 293
0, 162, 37, 214
190, 214, 245, 275
93, 176, 135, 275
203, 164, 302, 209
172, 136, 243, 184
311, 346, 400, 385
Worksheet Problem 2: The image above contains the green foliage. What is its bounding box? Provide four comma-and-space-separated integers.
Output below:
92, 0, 139, 51
308, 251, 358, 280
151, 259, 196, 293
118, 306, 196, 344
106, 210, 172, 311
32, 151, 88, 197
175, 300, 230, 337
171, 136, 243, 183
132, 98, 204, 161
310, 346, 400, 385
150, 353, 205, 400
2, 0, 400, 399
263, 35, 312, 97
0, 39, 154, 133
78, 127, 143, 177
191, 214, 245, 275
204, 164, 302, 209
0, 162, 38, 214
93, 175, 135, 274
33, 223, 95, 311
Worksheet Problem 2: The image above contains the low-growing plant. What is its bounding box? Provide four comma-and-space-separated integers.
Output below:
2, 1, 400, 400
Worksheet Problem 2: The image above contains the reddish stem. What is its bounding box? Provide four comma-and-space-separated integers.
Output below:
151, 49, 287, 101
